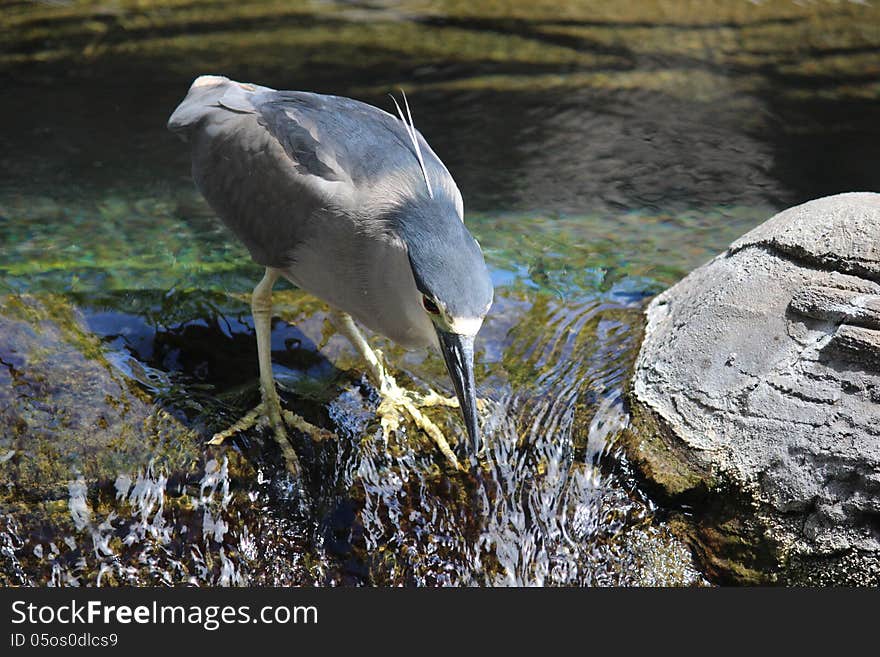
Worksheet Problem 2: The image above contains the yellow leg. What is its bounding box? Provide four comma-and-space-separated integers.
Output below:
208, 268, 332, 476
332, 312, 463, 470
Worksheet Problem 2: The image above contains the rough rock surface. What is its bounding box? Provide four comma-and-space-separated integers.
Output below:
628, 193, 880, 585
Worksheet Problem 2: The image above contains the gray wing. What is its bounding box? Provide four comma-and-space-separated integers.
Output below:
252, 89, 464, 219
168, 76, 462, 268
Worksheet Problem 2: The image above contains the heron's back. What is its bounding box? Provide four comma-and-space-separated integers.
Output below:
168, 75, 462, 268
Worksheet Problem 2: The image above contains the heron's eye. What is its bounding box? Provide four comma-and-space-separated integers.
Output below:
422, 295, 440, 315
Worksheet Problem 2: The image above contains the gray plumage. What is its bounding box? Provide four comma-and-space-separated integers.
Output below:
167, 75, 492, 350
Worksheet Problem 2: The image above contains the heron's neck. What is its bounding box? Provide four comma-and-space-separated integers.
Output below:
391, 197, 463, 247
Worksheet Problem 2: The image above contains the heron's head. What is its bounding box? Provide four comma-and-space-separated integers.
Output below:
397, 201, 493, 455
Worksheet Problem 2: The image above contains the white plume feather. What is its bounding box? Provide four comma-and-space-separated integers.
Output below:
390, 90, 434, 199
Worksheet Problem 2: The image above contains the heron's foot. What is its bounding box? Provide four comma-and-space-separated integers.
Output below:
331, 312, 482, 469
207, 399, 335, 477
373, 373, 465, 471
369, 348, 490, 413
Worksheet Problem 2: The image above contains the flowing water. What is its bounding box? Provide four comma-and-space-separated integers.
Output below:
1, 0, 879, 586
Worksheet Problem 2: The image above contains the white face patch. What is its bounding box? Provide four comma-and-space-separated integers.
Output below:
447, 316, 483, 336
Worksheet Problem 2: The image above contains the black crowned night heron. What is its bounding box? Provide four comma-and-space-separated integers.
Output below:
168, 75, 493, 475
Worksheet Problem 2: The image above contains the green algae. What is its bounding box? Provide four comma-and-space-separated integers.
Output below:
0, 186, 771, 300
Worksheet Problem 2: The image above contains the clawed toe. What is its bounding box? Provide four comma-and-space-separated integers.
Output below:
405, 389, 459, 408
281, 409, 337, 443
207, 405, 266, 445
375, 383, 464, 471
207, 400, 337, 477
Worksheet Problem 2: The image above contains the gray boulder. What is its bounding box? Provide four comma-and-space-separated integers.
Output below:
627, 192, 880, 585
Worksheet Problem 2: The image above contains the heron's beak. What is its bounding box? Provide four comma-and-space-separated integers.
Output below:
435, 329, 481, 454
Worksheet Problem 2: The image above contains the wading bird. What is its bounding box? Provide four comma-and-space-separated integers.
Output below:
168, 76, 493, 475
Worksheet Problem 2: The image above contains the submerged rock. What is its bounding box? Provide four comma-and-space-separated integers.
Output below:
0, 294, 316, 586
0, 294, 198, 499
627, 193, 880, 585
0, 287, 706, 587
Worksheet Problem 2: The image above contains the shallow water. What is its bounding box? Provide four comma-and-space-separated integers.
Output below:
1, 0, 879, 586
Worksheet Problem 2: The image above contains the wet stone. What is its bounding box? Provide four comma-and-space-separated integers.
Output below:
0, 287, 706, 587
0, 294, 317, 586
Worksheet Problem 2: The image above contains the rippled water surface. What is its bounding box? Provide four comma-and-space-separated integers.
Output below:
2, 0, 879, 586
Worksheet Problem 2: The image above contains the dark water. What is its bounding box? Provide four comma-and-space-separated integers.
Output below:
1, 0, 879, 586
